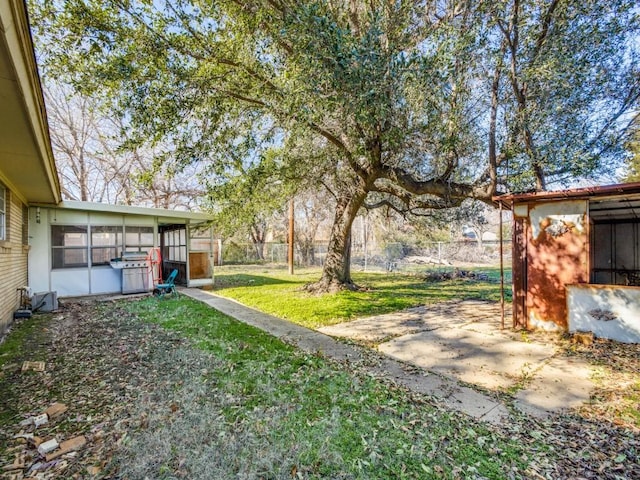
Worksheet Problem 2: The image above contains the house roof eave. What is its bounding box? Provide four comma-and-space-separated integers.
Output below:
0, 0, 61, 204
33, 200, 214, 224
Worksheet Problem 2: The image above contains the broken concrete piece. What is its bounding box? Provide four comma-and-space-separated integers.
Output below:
37, 438, 59, 456
32, 414, 48, 428
44, 402, 68, 419
45, 436, 87, 461
21, 361, 45, 373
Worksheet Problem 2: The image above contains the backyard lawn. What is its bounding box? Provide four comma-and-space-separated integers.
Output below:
2, 296, 636, 479
209, 265, 511, 328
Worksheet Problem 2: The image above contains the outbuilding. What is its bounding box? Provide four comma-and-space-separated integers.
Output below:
496, 182, 640, 343
28, 201, 215, 298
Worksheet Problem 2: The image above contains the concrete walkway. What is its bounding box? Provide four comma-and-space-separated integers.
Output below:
181, 288, 512, 424
180, 289, 593, 424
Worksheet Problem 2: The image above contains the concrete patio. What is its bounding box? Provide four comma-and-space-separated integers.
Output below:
320, 300, 594, 417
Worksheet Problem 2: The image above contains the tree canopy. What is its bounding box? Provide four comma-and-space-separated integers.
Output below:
622, 119, 640, 183
30, 0, 640, 289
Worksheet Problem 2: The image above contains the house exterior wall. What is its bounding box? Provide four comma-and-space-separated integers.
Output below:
513, 200, 589, 330
0, 189, 28, 332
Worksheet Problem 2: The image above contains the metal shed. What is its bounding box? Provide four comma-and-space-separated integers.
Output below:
495, 182, 640, 343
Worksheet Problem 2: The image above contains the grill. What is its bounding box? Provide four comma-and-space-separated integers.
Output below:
110, 253, 150, 294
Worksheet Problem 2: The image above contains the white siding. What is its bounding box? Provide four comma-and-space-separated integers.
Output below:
28, 207, 50, 293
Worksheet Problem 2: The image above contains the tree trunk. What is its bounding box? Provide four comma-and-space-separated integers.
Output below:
250, 222, 266, 261
253, 242, 265, 261
307, 188, 366, 292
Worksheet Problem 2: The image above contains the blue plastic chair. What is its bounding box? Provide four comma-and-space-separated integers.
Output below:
154, 269, 179, 298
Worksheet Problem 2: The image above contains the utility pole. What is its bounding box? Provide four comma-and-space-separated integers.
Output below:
288, 198, 294, 275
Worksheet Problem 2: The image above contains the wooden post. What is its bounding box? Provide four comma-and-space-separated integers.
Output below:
288, 199, 294, 275
499, 201, 505, 330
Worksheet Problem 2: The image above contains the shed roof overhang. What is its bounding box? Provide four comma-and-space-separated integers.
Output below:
493, 182, 640, 207
38, 200, 214, 225
0, 0, 61, 205
493, 182, 640, 221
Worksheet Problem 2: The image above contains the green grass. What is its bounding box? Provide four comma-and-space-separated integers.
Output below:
210, 266, 511, 328
622, 382, 640, 425
122, 296, 530, 479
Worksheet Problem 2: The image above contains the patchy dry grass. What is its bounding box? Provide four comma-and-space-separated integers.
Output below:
566, 337, 640, 430
120, 296, 528, 479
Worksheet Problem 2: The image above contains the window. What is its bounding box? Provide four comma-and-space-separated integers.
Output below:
164, 228, 187, 262
0, 183, 6, 241
52, 225, 88, 268
125, 226, 154, 253
190, 226, 213, 251
91, 226, 123, 265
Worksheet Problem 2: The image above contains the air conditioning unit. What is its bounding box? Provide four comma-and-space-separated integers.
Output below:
31, 291, 58, 312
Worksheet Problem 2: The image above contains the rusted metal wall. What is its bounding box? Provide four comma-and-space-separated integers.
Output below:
512, 213, 528, 329
524, 200, 589, 330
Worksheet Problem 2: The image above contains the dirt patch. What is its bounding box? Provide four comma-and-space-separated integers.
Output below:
0, 300, 192, 478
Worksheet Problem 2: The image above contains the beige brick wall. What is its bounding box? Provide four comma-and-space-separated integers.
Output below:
0, 189, 28, 333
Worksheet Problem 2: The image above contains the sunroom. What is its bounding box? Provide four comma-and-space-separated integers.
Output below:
28, 201, 216, 297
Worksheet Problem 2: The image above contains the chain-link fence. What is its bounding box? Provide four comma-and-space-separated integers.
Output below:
221, 240, 512, 273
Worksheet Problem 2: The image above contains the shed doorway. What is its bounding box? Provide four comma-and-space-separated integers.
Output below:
590, 196, 640, 286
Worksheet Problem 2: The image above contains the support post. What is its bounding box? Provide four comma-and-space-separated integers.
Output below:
288, 199, 294, 275
499, 201, 505, 330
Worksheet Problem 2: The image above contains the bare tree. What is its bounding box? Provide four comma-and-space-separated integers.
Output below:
44, 83, 114, 202
44, 82, 205, 209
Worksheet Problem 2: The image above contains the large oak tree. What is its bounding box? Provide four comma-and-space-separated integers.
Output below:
31, 0, 640, 290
